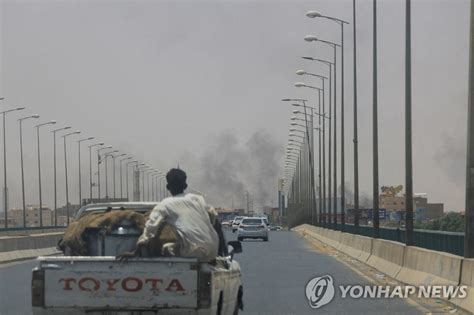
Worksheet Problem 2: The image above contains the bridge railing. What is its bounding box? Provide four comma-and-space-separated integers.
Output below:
0, 226, 66, 236
331, 223, 464, 256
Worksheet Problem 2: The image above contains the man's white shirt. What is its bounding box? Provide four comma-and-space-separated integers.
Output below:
138, 193, 219, 261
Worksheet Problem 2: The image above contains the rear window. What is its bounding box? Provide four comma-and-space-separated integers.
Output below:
241, 218, 263, 225
76, 204, 156, 219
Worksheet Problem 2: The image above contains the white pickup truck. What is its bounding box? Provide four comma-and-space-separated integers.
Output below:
31, 202, 244, 315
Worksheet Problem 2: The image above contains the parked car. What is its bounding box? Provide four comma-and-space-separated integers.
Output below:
269, 225, 282, 231
237, 217, 269, 242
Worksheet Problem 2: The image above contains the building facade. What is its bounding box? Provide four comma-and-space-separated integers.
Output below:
8, 205, 53, 227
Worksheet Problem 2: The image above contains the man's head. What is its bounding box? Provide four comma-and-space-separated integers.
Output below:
166, 168, 188, 196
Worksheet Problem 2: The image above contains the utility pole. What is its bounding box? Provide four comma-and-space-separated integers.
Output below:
373, 0, 380, 238
405, 0, 414, 246
465, 0, 474, 258
353, 0, 360, 229
133, 166, 140, 201
246, 191, 249, 214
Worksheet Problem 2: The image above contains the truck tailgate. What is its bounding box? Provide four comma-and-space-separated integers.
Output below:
38, 256, 199, 309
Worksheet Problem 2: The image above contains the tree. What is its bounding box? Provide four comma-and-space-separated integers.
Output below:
415, 212, 464, 232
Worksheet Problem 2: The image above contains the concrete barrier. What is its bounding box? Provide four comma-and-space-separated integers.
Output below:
451, 259, 474, 313
0, 228, 65, 237
396, 246, 462, 286
0, 247, 61, 263
326, 230, 342, 249
0, 232, 63, 252
366, 239, 405, 278
338, 233, 372, 263
293, 224, 474, 313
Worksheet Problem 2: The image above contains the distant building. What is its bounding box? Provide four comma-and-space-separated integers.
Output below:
215, 207, 235, 222
8, 205, 53, 227
0, 217, 14, 227
378, 188, 443, 222
234, 208, 246, 216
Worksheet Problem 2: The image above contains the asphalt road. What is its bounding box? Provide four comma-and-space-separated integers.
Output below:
224, 228, 421, 315
0, 229, 422, 315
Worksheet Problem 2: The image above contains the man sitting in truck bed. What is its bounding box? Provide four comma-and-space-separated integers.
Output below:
118, 168, 220, 262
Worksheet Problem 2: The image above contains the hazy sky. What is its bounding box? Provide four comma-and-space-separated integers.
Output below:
0, 0, 470, 212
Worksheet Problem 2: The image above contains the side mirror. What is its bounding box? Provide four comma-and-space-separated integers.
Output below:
227, 240, 242, 257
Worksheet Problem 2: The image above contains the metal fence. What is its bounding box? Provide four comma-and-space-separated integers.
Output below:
327, 223, 464, 256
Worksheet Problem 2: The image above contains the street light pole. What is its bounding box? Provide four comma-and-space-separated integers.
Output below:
1, 106, 25, 227
305, 13, 349, 228
111, 153, 125, 199
373, 0, 380, 238
63, 130, 81, 225
96, 146, 112, 202
304, 36, 341, 227
18, 114, 40, 227
465, 0, 474, 258
88, 142, 104, 202
78, 137, 94, 207
52, 126, 71, 226
353, 0, 360, 229
405, 0, 414, 245
119, 156, 132, 199
104, 150, 119, 200
35, 120, 56, 227
126, 160, 138, 201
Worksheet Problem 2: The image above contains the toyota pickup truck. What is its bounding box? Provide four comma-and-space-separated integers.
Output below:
32, 202, 244, 315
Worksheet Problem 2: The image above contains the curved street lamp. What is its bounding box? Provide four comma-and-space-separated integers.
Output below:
1, 106, 25, 227
52, 126, 71, 225
97, 145, 113, 201
18, 114, 40, 227
35, 120, 56, 227
305, 12, 348, 226
63, 130, 81, 224
119, 156, 132, 199
104, 150, 119, 199
78, 137, 94, 206
126, 160, 139, 201
88, 142, 104, 201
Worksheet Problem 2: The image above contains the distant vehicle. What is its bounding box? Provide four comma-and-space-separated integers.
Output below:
237, 217, 269, 242
232, 216, 245, 232
221, 220, 232, 227
269, 225, 282, 231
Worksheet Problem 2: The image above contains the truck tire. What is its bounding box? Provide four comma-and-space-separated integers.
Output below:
217, 292, 223, 315
234, 286, 243, 314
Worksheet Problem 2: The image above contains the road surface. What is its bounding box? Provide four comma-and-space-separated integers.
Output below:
0, 229, 423, 314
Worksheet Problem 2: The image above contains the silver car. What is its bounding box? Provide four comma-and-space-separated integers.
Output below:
237, 217, 269, 242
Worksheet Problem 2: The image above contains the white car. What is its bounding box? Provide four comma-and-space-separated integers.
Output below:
232, 216, 245, 232
237, 217, 269, 242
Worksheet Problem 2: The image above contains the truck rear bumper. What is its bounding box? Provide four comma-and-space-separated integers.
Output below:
33, 307, 214, 315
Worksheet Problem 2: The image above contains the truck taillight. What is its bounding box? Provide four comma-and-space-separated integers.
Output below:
198, 271, 212, 308
32, 268, 45, 307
